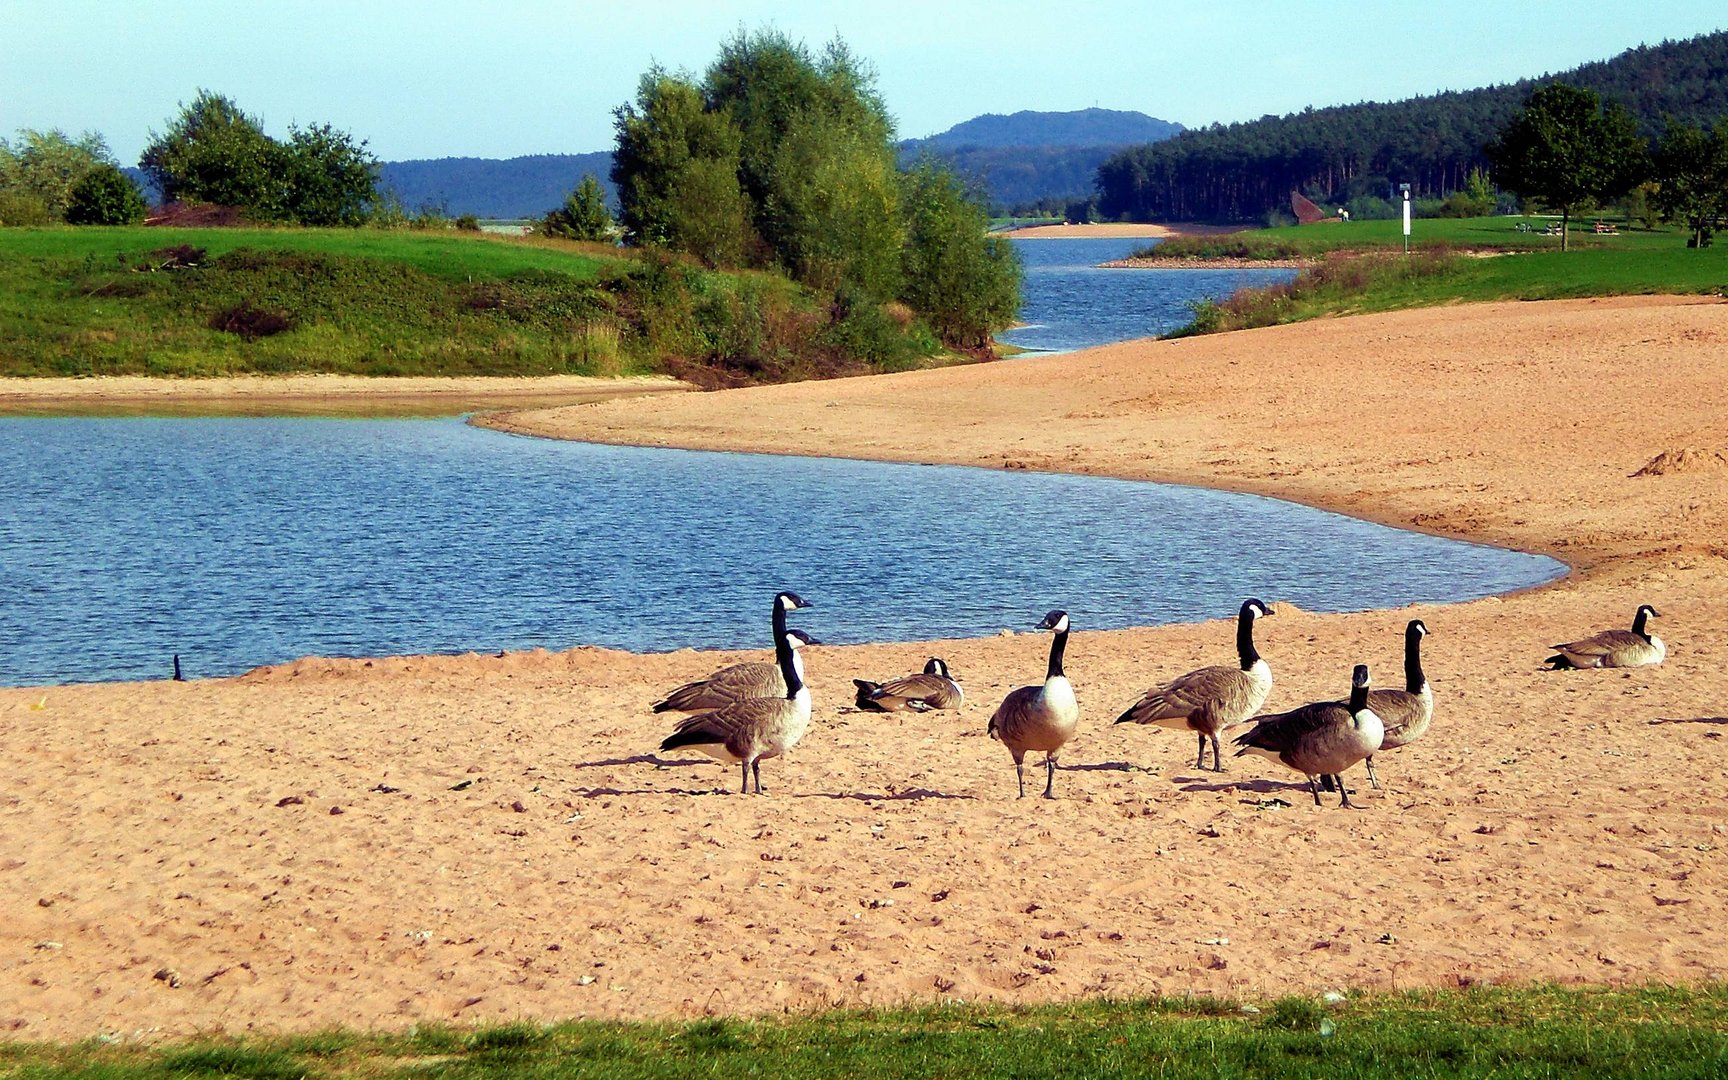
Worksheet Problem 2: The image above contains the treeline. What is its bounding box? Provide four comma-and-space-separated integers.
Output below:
610, 30, 1019, 350
1097, 30, 1728, 222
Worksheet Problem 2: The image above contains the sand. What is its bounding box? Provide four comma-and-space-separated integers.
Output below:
996, 222, 1241, 239
5, 295, 1728, 1042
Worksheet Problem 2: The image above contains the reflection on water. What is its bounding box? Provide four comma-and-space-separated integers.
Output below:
1000, 236, 1298, 354
0, 417, 1564, 686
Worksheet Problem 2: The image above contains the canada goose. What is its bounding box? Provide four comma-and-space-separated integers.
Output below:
1113, 598, 1274, 771
1233, 664, 1383, 808
1363, 619, 1434, 789
853, 658, 964, 712
651, 592, 813, 712
1545, 604, 1665, 669
657, 596, 814, 794
988, 610, 1080, 799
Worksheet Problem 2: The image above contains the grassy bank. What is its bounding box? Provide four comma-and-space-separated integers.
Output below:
1137, 216, 1689, 261
4, 985, 1726, 1077
0, 227, 943, 381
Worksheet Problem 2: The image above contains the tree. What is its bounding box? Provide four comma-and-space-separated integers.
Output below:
1485, 83, 1647, 250
0, 128, 117, 220
542, 173, 614, 241
64, 163, 147, 224
140, 90, 283, 213
278, 122, 379, 226
1651, 117, 1728, 247
611, 69, 753, 266
898, 160, 1021, 349
139, 91, 377, 224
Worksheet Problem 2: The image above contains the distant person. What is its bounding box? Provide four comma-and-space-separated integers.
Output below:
1338, 208, 1350, 222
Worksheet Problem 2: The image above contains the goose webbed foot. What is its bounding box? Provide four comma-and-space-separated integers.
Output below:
752, 760, 766, 795
1209, 732, 1226, 772
1042, 757, 1057, 799
1334, 775, 1360, 809
1194, 732, 1207, 770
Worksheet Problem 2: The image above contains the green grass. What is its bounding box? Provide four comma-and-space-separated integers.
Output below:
0, 226, 942, 380
4, 985, 1727, 1078
1139, 215, 1690, 261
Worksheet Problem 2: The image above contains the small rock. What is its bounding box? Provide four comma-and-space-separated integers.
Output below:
576, 975, 595, 986
153, 968, 183, 989
329, 806, 344, 816
1323, 990, 1347, 1005
275, 796, 304, 807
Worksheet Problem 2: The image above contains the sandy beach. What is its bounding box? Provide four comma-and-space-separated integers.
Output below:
996, 222, 1241, 239
5, 295, 1728, 1042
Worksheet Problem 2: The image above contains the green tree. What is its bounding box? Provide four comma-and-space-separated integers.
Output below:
611, 69, 753, 266
278, 122, 379, 226
64, 163, 147, 224
1651, 117, 1728, 247
140, 90, 284, 213
899, 160, 1022, 349
1485, 83, 1647, 250
0, 128, 117, 220
542, 173, 614, 241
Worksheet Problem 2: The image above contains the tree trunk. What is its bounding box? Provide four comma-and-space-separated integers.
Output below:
1561, 205, 1570, 252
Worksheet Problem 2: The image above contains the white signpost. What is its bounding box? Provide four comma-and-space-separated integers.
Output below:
1400, 183, 1411, 254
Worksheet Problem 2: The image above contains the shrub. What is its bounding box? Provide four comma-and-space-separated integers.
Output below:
65, 164, 147, 225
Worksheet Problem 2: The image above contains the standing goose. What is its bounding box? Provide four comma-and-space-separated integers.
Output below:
853, 658, 964, 712
1113, 598, 1274, 772
988, 610, 1080, 799
657, 598, 814, 794
651, 592, 813, 712
1545, 604, 1665, 669
1233, 664, 1383, 808
1363, 619, 1434, 789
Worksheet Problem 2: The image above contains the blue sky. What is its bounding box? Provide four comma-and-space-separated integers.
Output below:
4, 1, 1723, 163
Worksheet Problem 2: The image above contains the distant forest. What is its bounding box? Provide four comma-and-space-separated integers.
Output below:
1096, 30, 1728, 223
367, 109, 1183, 219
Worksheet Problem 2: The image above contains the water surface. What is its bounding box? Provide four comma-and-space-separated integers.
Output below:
0, 417, 1563, 686
1000, 236, 1297, 354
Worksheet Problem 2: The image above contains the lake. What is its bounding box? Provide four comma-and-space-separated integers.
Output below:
0, 417, 1563, 686
999, 236, 1298, 354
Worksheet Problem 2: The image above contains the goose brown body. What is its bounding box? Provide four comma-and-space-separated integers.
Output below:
988, 611, 1079, 799
1114, 599, 1273, 771
1545, 604, 1665, 669
854, 658, 964, 712
652, 629, 817, 713
1233, 664, 1383, 808
1363, 619, 1434, 789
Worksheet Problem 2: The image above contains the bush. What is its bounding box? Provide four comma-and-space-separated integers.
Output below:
209, 301, 295, 340
0, 190, 52, 226
65, 164, 147, 225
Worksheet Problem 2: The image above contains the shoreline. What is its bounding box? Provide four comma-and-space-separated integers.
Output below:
1099, 255, 1315, 269
0, 373, 689, 417
5, 296, 1728, 1040
996, 221, 1243, 239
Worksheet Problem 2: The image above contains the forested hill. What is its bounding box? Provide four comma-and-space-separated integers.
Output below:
1096, 29, 1728, 224
377, 152, 615, 219
899, 108, 1183, 211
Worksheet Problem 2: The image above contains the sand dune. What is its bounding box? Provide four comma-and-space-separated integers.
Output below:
4, 295, 1727, 1041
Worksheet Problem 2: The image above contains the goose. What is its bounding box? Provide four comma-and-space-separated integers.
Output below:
1233, 664, 1383, 808
1113, 598, 1274, 772
1363, 619, 1434, 789
657, 596, 814, 795
988, 610, 1080, 799
853, 658, 964, 712
1545, 604, 1665, 669
651, 592, 813, 712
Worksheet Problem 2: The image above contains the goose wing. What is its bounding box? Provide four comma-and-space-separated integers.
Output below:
1232, 701, 1350, 752
872, 672, 962, 710
1368, 687, 1431, 748
1550, 629, 1645, 664
988, 685, 1041, 742
659, 696, 787, 755
653, 661, 783, 712
1118, 664, 1240, 723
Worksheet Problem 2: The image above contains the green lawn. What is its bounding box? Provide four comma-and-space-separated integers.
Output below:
1142, 215, 1691, 260
4, 985, 1726, 1078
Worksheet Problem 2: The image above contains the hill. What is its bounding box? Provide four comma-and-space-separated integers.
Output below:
377, 152, 616, 219
899, 108, 1184, 211
1097, 29, 1728, 223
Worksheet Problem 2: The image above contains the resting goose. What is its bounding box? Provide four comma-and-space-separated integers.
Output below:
1363, 619, 1434, 789
1113, 598, 1274, 771
1233, 664, 1383, 808
853, 658, 964, 712
651, 592, 813, 712
658, 595, 814, 795
1545, 604, 1665, 669
988, 610, 1080, 799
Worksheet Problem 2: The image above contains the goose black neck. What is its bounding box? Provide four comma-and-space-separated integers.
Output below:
1236, 607, 1261, 670
1349, 678, 1368, 713
1632, 608, 1651, 640
771, 599, 788, 643
1404, 626, 1427, 692
774, 626, 803, 700
1046, 628, 1069, 680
